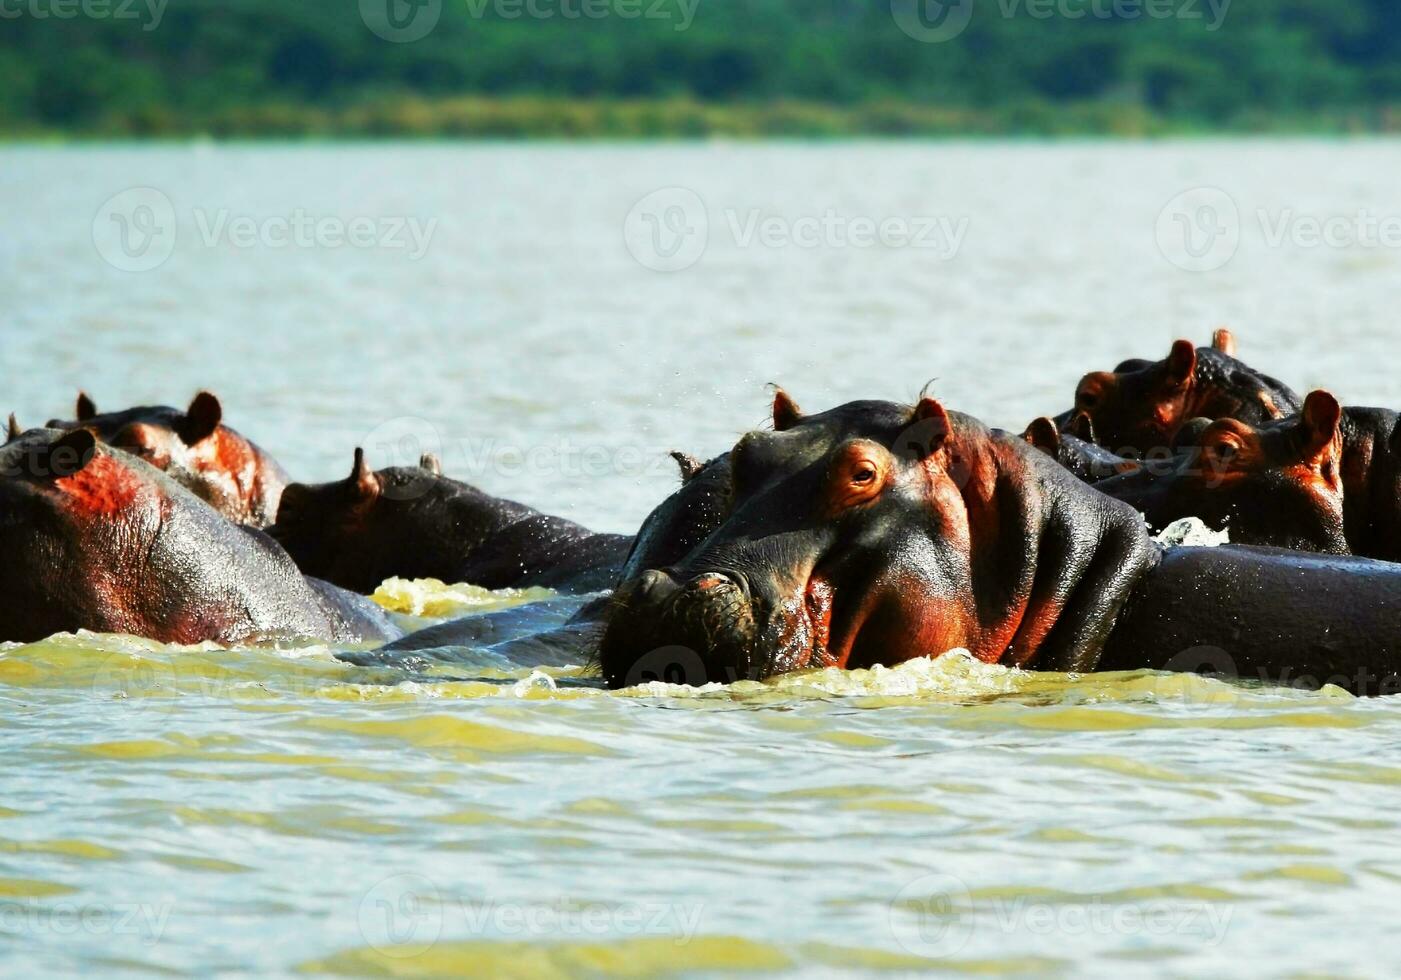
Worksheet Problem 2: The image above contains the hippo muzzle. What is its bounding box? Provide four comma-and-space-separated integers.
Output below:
599, 563, 839, 688
600, 569, 761, 687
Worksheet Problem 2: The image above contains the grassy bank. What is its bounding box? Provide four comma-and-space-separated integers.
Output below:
10, 97, 1401, 141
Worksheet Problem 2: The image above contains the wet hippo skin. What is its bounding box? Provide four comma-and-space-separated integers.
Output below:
1100, 545, 1401, 695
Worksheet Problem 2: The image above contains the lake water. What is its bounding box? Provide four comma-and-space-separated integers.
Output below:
6, 141, 1401, 976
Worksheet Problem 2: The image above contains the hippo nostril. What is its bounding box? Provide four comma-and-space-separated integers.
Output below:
685, 570, 747, 596
634, 569, 681, 606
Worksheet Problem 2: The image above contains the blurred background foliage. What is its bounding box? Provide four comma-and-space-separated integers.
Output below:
5, 0, 1401, 136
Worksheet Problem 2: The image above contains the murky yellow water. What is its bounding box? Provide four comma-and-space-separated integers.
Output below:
5, 579, 1401, 976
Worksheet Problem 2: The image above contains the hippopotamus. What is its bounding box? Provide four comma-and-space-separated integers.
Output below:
599, 392, 1401, 695
1059, 332, 1301, 456
270, 449, 632, 595
1022, 417, 1138, 484
362, 448, 735, 660
0, 427, 399, 646
48, 391, 289, 528
1095, 390, 1401, 561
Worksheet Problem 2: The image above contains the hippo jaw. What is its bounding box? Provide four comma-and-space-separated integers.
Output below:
598, 566, 841, 688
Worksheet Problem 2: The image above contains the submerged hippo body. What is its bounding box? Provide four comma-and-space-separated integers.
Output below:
599, 393, 1401, 695
271, 450, 632, 595
1061, 336, 1301, 456
1096, 391, 1401, 560
0, 429, 398, 646
49, 392, 289, 528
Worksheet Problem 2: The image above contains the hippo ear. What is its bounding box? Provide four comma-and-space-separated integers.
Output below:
1211, 328, 1237, 357
772, 388, 803, 432
1023, 417, 1061, 457
350, 448, 380, 500
1299, 390, 1342, 458
179, 391, 223, 445
32, 428, 97, 479
1068, 411, 1098, 444
76, 391, 96, 422
419, 452, 442, 475
670, 450, 703, 483
905, 397, 952, 458
1165, 340, 1197, 386
6, 414, 19, 442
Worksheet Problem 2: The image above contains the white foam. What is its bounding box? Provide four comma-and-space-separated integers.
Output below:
1153, 516, 1230, 548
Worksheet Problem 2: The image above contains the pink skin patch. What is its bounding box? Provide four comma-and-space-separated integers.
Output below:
54, 454, 147, 516
188, 429, 260, 517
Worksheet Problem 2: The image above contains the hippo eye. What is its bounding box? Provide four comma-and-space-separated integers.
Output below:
1076, 390, 1099, 409
852, 465, 876, 485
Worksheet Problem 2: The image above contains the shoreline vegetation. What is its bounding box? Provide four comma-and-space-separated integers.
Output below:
9, 97, 1401, 141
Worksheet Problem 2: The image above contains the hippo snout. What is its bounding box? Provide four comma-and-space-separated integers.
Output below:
598, 569, 762, 689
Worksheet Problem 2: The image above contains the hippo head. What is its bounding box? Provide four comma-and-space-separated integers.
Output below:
50, 391, 221, 468
269, 448, 458, 592
1022, 416, 1139, 485
0, 428, 151, 639
1065, 337, 1301, 455
1095, 390, 1348, 554
46, 391, 287, 526
598, 392, 1156, 688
